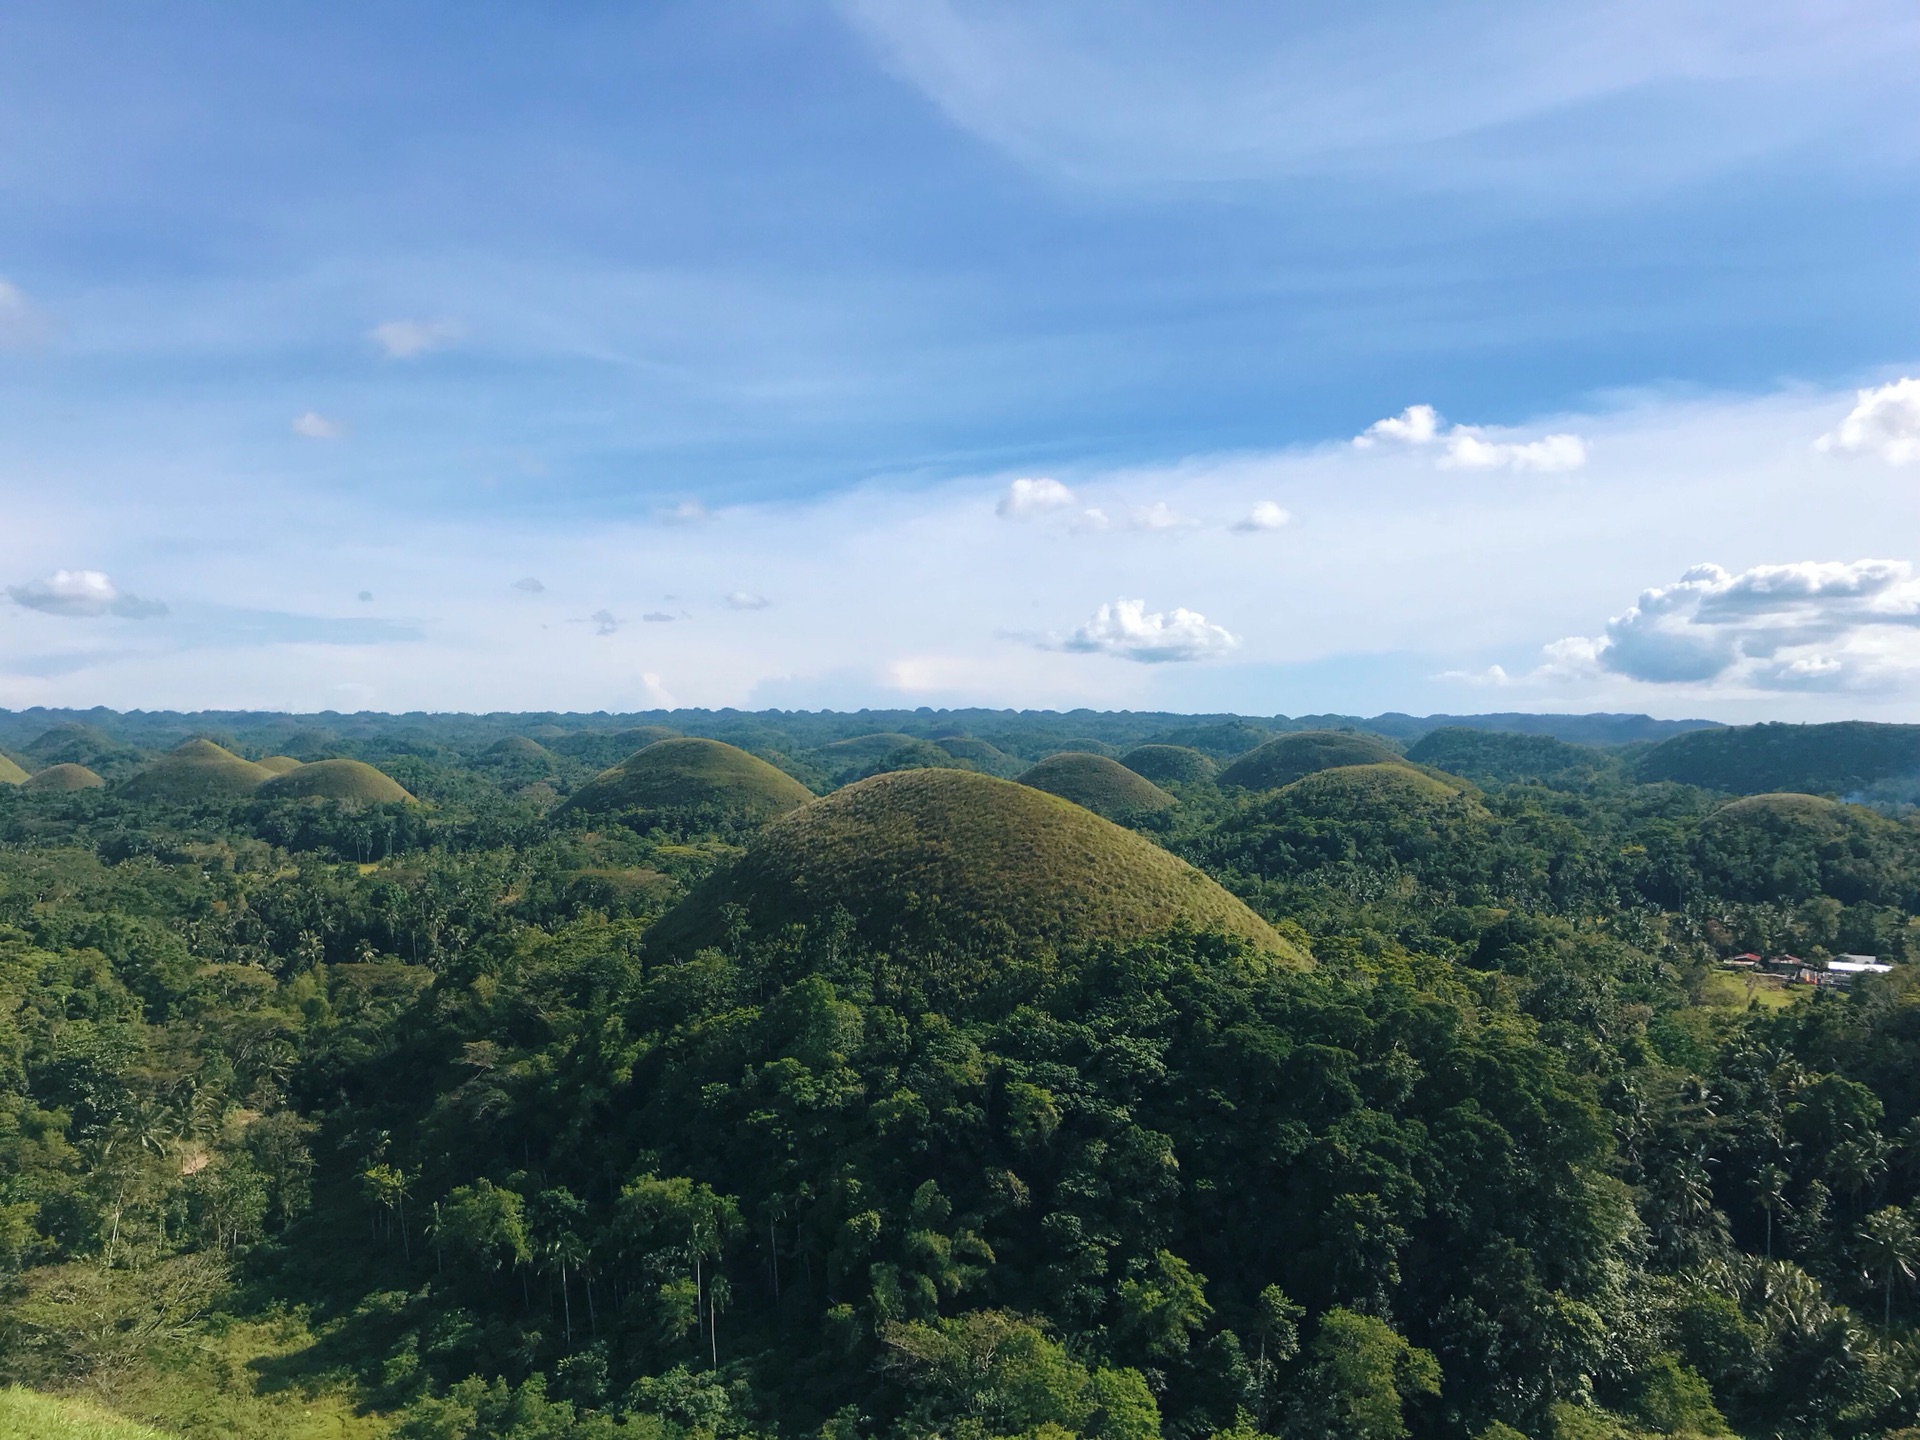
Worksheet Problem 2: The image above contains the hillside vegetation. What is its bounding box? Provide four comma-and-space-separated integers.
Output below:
1218, 729, 1403, 790
1638, 720, 1920, 796
649, 768, 1296, 960
1018, 751, 1177, 819
0, 1388, 173, 1440
1404, 726, 1607, 785
0, 755, 26, 785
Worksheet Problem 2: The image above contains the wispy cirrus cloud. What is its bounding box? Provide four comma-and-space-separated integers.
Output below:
369, 318, 463, 359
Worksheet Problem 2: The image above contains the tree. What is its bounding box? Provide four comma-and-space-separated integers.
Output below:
1293, 1308, 1441, 1440
1859, 1205, 1920, 1327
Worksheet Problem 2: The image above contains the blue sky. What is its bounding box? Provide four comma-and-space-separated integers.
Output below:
1, 1, 1918, 717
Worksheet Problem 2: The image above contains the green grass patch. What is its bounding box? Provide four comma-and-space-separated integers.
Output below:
1119, 744, 1216, 785
0, 1387, 174, 1440
119, 740, 273, 803
257, 759, 414, 805
24, 762, 107, 792
564, 737, 814, 819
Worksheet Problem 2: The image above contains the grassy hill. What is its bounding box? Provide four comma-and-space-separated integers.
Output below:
0, 753, 27, 785
1120, 744, 1217, 785
120, 741, 274, 803
648, 768, 1301, 961
22, 764, 106, 792
1218, 730, 1404, 790
1637, 721, 1920, 796
1279, 761, 1463, 808
254, 755, 304, 775
564, 737, 814, 819
1691, 792, 1920, 905
1404, 726, 1608, 785
1141, 720, 1272, 759
481, 735, 552, 762
258, 758, 414, 804
1019, 752, 1176, 820
0, 1388, 174, 1439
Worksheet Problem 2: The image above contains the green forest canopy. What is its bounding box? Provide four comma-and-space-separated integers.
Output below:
3, 708, 1920, 1439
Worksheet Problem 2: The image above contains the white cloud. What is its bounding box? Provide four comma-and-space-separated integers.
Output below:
1070, 507, 1111, 533
8, 569, 167, 619
660, 500, 708, 524
1128, 501, 1201, 531
1231, 501, 1292, 533
1556, 558, 1920, 692
1055, 597, 1240, 663
1440, 430, 1588, 473
513, 577, 545, 593
590, 608, 619, 635
292, 411, 343, 440
726, 590, 771, 610
369, 319, 463, 359
1817, 378, 1920, 464
1354, 404, 1441, 448
996, 476, 1076, 517
1354, 402, 1586, 472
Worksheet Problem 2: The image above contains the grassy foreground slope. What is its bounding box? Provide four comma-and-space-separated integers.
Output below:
564, 737, 813, 818
1018, 751, 1176, 818
0, 1388, 172, 1440
1218, 729, 1402, 790
0, 754, 26, 785
119, 740, 272, 803
650, 767, 1301, 959
257, 758, 414, 804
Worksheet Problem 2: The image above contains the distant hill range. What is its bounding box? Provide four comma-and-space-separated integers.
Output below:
0, 705, 1720, 763
1634, 721, 1920, 799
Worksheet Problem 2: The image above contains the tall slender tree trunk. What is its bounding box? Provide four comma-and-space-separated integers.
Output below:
562, 1262, 573, 1346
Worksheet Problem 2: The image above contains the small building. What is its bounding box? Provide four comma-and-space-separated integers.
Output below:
1826, 957, 1893, 988
1723, 953, 1760, 969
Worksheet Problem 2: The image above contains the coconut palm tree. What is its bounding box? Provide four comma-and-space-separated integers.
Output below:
1859, 1205, 1920, 1327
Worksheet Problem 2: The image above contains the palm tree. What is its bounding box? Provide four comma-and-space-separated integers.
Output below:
1753, 1165, 1789, 1260
1859, 1206, 1920, 1327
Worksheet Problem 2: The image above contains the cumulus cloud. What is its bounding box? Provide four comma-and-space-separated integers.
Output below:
1231, 501, 1292, 533
370, 319, 463, 359
1354, 403, 1586, 472
8, 569, 167, 619
659, 500, 708, 524
513, 577, 545, 593
726, 591, 770, 610
1817, 378, 1920, 464
996, 476, 1076, 518
1354, 404, 1441, 448
292, 410, 343, 439
1054, 597, 1240, 663
1553, 559, 1920, 691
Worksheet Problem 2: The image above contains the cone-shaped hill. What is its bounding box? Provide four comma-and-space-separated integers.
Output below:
120, 740, 274, 802
259, 759, 414, 804
1121, 744, 1217, 786
1219, 730, 1404, 791
647, 768, 1302, 962
483, 735, 552, 762
256, 756, 304, 775
1275, 762, 1465, 810
1019, 752, 1176, 820
1702, 792, 1854, 834
564, 738, 814, 820
0, 753, 28, 785
933, 737, 1023, 776
24, 763, 107, 792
